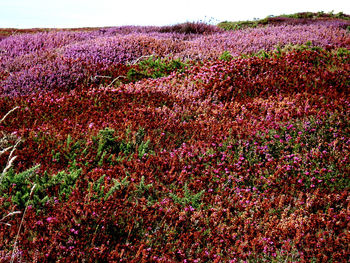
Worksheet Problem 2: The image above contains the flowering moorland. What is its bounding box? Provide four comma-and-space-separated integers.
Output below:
0, 15, 349, 262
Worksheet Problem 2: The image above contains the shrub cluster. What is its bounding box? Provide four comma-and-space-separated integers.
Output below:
217, 11, 350, 31
158, 22, 222, 34
1, 21, 349, 96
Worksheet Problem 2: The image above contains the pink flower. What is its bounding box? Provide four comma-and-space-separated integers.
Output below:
36, 220, 44, 225
46, 217, 56, 223
70, 228, 78, 235
185, 206, 195, 212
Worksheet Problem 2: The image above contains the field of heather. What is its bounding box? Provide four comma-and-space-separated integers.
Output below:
0, 14, 349, 262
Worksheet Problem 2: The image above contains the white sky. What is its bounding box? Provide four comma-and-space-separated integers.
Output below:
0, 0, 349, 28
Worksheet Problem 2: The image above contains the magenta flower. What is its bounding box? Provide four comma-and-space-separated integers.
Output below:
46, 217, 56, 223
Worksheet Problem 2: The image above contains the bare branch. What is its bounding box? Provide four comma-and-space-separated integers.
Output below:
0, 222, 12, 227
90, 75, 112, 81
107, 75, 127, 88
129, 54, 154, 65
0, 106, 19, 124
0, 146, 13, 157
0, 211, 21, 223
11, 184, 36, 263
8, 138, 21, 159
0, 138, 21, 184
1, 155, 17, 179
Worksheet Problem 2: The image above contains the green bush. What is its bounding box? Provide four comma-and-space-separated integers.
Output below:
170, 183, 205, 209
219, 51, 233, 61
93, 127, 153, 166
0, 163, 82, 209
127, 56, 188, 82
217, 20, 260, 31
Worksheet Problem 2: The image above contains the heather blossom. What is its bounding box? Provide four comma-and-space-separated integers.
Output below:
0, 16, 349, 262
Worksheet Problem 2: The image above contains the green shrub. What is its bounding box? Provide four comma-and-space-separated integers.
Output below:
0, 162, 83, 209
217, 20, 259, 31
127, 56, 188, 82
93, 127, 153, 166
134, 175, 153, 198
170, 183, 205, 209
0, 165, 40, 208
219, 51, 233, 61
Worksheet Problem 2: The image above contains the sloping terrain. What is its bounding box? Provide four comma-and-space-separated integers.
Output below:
0, 13, 349, 262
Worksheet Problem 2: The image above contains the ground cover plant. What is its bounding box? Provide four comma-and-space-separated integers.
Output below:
217, 11, 350, 31
0, 13, 349, 262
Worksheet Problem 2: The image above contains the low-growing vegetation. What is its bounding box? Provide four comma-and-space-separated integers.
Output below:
217, 11, 350, 31
0, 12, 349, 262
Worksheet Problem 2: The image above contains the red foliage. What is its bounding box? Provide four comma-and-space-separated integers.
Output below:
0, 48, 349, 262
